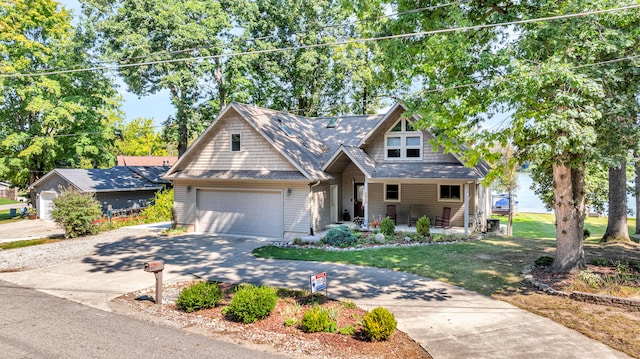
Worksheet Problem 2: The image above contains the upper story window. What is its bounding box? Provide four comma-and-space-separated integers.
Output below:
231, 133, 241, 151
385, 119, 422, 160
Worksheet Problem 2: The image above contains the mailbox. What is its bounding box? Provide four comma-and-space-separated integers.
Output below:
144, 260, 164, 272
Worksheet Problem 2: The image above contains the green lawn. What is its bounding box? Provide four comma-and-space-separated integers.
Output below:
0, 198, 19, 205
254, 213, 638, 296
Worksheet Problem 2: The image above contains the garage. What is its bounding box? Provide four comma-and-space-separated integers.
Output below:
196, 189, 284, 238
38, 191, 58, 221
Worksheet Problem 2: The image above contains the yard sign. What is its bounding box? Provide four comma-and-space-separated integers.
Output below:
310, 272, 327, 293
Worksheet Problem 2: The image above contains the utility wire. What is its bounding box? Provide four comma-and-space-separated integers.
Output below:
2, 4, 638, 78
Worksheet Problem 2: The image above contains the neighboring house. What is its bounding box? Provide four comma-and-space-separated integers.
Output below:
163, 102, 491, 238
0, 181, 17, 200
117, 155, 178, 167
30, 166, 171, 221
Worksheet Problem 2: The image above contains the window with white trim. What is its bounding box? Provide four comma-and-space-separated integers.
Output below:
384, 119, 422, 160
439, 184, 461, 202
231, 133, 241, 152
385, 184, 400, 202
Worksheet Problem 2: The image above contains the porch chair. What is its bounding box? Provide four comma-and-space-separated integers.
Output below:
434, 207, 451, 228
386, 205, 397, 224
408, 205, 419, 227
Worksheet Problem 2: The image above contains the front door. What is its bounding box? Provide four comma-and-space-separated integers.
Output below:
354, 183, 364, 218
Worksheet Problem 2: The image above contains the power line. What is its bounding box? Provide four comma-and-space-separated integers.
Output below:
2, 4, 638, 79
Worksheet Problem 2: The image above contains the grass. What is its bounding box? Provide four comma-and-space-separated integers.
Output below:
0, 238, 61, 250
0, 198, 19, 205
0, 209, 23, 223
253, 212, 640, 357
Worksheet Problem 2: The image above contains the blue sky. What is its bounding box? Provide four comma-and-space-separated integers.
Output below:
60, 0, 175, 128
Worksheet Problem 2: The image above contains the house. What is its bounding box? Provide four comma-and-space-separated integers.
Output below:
30, 166, 171, 221
0, 181, 17, 200
163, 102, 491, 238
117, 155, 178, 167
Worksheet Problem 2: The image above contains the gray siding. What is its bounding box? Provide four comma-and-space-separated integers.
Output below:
366, 183, 476, 227
181, 111, 297, 172
34, 174, 74, 193
340, 163, 365, 220
310, 182, 331, 234
366, 127, 459, 164
96, 191, 157, 212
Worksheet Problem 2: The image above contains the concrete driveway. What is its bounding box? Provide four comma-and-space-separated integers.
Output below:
0, 218, 64, 243
0, 229, 630, 359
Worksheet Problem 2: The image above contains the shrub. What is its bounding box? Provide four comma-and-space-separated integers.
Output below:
583, 228, 591, 240
416, 216, 430, 236
362, 307, 397, 341
140, 188, 174, 223
535, 255, 554, 267
301, 305, 337, 333
51, 189, 102, 238
322, 225, 357, 247
176, 281, 222, 313
222, 284, 278, 323
338, 325, 356, 335
379, 217, 395, 236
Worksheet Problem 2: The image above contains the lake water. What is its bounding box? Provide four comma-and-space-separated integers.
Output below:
512, 173, 637, 215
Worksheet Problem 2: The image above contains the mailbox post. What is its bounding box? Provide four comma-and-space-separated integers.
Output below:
143, 260, 164, 305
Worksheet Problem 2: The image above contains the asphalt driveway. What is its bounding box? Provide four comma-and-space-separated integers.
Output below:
0, 228, 630, 359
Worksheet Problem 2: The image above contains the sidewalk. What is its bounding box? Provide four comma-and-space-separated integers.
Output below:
0, 219, 64, 243
0, 230, 630, 359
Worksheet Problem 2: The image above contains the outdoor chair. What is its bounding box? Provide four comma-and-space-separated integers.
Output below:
408, 205, 419, 227
386, 205, 397, 224
434, 207, 451, 228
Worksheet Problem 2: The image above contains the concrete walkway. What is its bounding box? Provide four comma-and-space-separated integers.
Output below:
0, 218, 64, 243
0, 229, 630, 359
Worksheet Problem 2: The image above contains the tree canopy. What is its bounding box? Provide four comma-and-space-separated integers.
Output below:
0, 0, 121, 188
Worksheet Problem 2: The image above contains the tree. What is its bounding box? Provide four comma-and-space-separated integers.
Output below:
235, 0, 386, 115
354, 1, 640, 273
82, 0, 232, 156
0, 0, 120, 190
114, 118, 170, 156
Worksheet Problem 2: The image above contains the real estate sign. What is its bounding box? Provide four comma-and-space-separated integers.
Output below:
310, 272, 327, 293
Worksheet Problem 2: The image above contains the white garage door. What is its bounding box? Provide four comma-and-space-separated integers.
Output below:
197, 189, 283, 238
39, 191, 57, 221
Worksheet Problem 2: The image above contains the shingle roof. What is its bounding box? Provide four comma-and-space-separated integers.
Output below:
371, 162, 486, 180
166, 169, 308, 181
126, 166, 171, 185
117, 156, 177, 166
36, 167, 164, 192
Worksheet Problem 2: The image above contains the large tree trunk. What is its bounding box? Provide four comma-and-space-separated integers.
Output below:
602, 160, 630, 242
551, 163, 586, 273
636, 159, 640, 234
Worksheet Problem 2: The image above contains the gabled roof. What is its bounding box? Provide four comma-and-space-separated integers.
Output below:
165, 101, 489, 182
30, 167, 165, 192
117, 156, 177, 167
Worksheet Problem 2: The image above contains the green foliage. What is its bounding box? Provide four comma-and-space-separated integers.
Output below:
535, 256, 554, 267
222, 284, 278, 323
284, 318, 298, 327
416, 216, 431, 237
322, 225, 357, 247
379, 217, 395, 236
338, 325, 356, 336
341, 300, 357, 309
140, 189, 174, 223
0, 0, 120, 188
115, 118, 169, 156
176, 281, 222, 313
583, 228, 591, 240
301, 305, 337, 333
51, 189, 102, 238
362, 307, 397, 341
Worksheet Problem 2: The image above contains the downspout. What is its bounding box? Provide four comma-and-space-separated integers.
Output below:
309, 181, 321, 236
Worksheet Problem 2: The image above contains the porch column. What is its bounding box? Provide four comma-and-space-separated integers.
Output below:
464, 183, 470, 235
363, 181, 369, 228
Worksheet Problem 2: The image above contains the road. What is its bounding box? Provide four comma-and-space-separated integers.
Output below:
0, 280, 287, 359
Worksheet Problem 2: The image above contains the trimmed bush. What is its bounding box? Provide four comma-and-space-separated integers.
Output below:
140, 188, 174, 223
51, 189, 102, 238
222, 284, 278, 323
379, 216, 395, 236
362, 307, 397, 341
301, 305, 337, 333
322, 225, 357, 247
176, 281, 222, 312
416, 216, 430, 236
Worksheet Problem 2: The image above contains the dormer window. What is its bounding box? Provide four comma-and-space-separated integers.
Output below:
385, 119, 422, 160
